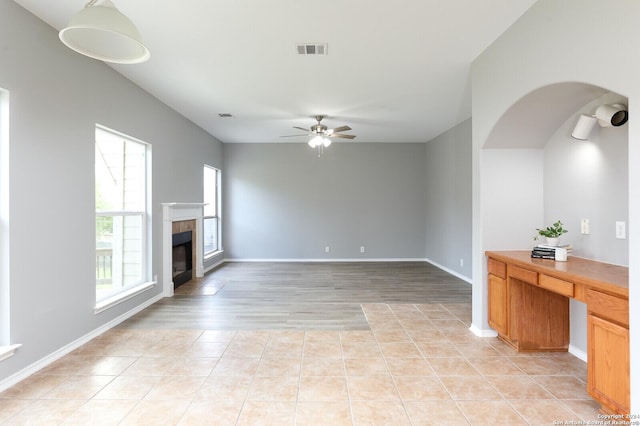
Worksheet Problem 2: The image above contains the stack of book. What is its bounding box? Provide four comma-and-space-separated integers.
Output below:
531, 244, 572, 259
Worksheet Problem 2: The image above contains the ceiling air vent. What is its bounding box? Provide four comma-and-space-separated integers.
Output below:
296, 43, 328, 55
218, 113, 233, 118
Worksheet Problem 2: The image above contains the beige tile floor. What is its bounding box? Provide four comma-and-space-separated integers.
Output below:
0, 302, 602, 425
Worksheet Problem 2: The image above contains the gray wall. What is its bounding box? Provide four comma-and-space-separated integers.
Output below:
0, 0, 222, 382
544, 93, 629, 355
544, 94, 629, 267
223, 143, 427, 260
424, 119, 472, 279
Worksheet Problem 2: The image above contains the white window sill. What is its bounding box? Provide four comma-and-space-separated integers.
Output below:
0, 344, 22, 362
95, 281, 156, 314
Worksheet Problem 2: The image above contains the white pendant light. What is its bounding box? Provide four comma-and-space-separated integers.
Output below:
59, 0, 150, 64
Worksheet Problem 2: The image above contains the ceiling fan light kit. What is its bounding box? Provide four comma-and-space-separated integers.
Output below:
59, 0, 150, 64
282, 115, 355, 154
308, 135, 331, 148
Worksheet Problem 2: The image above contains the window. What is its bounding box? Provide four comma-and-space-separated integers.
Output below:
95, 126, 151, 305
0, 88, 9, 347
203, 165, 221, 256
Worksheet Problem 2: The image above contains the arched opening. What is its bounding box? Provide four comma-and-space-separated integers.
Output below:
477, 80, 629, 364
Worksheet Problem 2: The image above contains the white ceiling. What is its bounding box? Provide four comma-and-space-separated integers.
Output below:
14, 0, 538, 144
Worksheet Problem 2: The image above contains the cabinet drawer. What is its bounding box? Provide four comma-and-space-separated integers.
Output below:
587, 289, 629, 327
488, 258, 506, 279
539, 274, 574, 297
510, 265, 538, 285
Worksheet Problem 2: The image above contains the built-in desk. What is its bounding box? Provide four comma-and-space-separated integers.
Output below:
486, 251, 629, 415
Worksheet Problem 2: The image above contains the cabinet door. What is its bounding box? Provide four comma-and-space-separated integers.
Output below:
587, 314, 630, 414
488, 274, 508, 336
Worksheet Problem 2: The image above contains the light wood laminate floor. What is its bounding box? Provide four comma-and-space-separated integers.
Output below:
122, 262, 473, 330
0, 262, 603, 425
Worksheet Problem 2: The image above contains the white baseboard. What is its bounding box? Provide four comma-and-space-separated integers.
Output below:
568, 344, 588, 362
424, 257, 472, 284
469, 323, 498, 338
0, 293, 163, 393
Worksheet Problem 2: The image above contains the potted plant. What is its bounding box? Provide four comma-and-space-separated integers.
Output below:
534, 220, 568, 246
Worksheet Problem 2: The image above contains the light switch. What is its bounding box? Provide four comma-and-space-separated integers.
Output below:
581, 219, 590, 235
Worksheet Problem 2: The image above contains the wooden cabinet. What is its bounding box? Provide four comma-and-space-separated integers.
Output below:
488, 258, 569, 352
487, 258, 508, 336
486, 251, 629, 415
488, 274, 508, 336
587, 289, 630, 414
508, 276, 569, 351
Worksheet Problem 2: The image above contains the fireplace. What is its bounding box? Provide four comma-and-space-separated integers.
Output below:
162, 203, 205, 297
172, 230, 193, 288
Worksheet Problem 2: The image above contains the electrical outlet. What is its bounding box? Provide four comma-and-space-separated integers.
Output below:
581, 219, 590, 235
325, 246, 330, 253
616, 221, 626, 239
360, 246, 365, 253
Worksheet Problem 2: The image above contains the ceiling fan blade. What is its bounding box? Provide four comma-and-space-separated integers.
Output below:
329, 125, 351, 133
329, 133, 356, 139
280, 134, 307, 138
293, 126, 311, 132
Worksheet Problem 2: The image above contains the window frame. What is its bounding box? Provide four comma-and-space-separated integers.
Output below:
0, 88, 11, 350
203, 165, 221, 257
94, 125, 153, 312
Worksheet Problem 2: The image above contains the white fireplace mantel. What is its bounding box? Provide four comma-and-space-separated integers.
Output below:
162, 203, 206, 297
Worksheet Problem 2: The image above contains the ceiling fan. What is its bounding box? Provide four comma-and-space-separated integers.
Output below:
282, 115, 356, 148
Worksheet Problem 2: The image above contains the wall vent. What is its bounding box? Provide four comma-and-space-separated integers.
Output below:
296, 43, 328, 55
218, 113, 233, 118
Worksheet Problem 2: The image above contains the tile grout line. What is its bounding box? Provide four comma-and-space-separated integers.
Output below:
412, 303, 474, 426
293, 330, 306, 426
339, 324, 357, 426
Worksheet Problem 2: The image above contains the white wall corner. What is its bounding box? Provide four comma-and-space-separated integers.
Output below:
0, 344, 21, 363
425, 257, 472, 284
568, 344, 587, 363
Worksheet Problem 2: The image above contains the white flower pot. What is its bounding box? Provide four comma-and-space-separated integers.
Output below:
546, 237, 560, 246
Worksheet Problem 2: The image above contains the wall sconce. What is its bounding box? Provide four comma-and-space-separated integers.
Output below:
59, 0, 150, 64
571, 103, 628, 140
